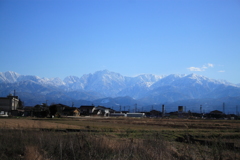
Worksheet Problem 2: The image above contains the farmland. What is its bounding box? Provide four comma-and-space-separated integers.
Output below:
0, 117, 240, 160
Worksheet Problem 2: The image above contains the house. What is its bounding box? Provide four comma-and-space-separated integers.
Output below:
92, 109, 102, 115
227, 114, 237, 120
145, 110, 161, 117
206, 110, 226, 119
121, 111, 129, 114
169, 111, 179, 117
150, 110, 161, 117
79, 105, 96, 116
0, 94, 19, 116
48, 104, 69, 117
95, 106, 113, 116
32, 104, 49, 117
23, 106, 34, 117
62, 107, 80, 116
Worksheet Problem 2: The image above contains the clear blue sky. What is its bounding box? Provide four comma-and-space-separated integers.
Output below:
1, 0, 240, 83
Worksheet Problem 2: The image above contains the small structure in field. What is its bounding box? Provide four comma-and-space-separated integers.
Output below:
126, 113, 145, 118
110, 113, 125, 117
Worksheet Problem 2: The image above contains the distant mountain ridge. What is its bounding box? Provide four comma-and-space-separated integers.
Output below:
0, 70, 239, 113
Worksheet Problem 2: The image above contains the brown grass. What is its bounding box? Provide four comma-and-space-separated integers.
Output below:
0, 118, 83, 130
0, 117, 240, 159
24, 146, 45, 160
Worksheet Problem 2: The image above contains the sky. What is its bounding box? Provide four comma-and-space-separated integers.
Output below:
0, 0, 240, 84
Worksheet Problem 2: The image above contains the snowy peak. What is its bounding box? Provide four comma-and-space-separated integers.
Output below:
18, 75, 42, 82
185, 73, 211, 82
93, 70, 125, 82
0, 71, 234, 89
0, 71, 20, 83
46, 77, 65, 86
17, 75, 65, 86
183, 74, 235, 86
90, 70, 126, 85
82, 70, 126, 96
0, 71, 65, 87
125, 74, 164, 87
150, 73, 235, 91
64, 76, 81, 84
150, 74, 185, 88
134, 74, 163, 82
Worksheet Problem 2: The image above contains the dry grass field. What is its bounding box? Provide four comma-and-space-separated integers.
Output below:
0, 117, 240, 160
0, 118, 83, 129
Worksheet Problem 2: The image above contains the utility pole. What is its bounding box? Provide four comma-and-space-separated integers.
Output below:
223, 102, 225, 114
236, 105, 239, 116
135, 103, 137, 113
162, 104, 165, 117
14, 90, 16, 110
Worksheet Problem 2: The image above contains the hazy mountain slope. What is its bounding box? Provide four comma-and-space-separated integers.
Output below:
141, 74, 240, 104
92, 96, 138, 109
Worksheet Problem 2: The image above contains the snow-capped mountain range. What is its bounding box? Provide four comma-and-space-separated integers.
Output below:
0, 70, 240, 112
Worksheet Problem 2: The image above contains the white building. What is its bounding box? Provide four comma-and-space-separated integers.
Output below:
0, 95, 19, 115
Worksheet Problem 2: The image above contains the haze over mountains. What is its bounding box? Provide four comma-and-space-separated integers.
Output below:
0, 70, 240, 113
